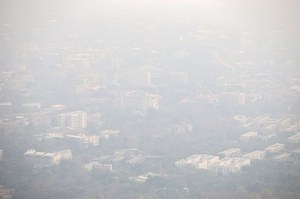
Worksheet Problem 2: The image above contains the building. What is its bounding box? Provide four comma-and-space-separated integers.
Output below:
117, 91, 160, 111
273, 153, 290, 161
0, 150, 2, 161
265, 143, 284, 153
93, 163, 113, 172
168, 122, 193, 135
218, 92, 246, 107
288, 133, 300, 143
243, 150, 265, 161
21, 102, 41, 112
240, 131, 258, 141
114, 148, 143, 158
168, 72, 189, 85
100, 129, 120, 140
24, 149, 60, 167
83, 162, 94, 171
0, 102, 12, 114
278, 117, 292, 130
83, 161, 113, 172
92, 148, 145, 170
219, 148, 241, 157
209, 157, 250, 175
24, 149, 72, 167
56, 111, 87, 129
259, 133, 276, 141
65, 134, 99, 146
122, 68, 152, 87
175, 154, 219, 170
130, 172, 166, 183
127, 156, 146, 166
0, 185, 14, 199
58, 150, 72, 161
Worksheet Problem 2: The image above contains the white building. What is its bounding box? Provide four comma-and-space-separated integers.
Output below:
243, 150, 265, 160
175, 154, 219, 170
83, 161, 113, 172
265, 143, 284, 153
288, 133, 300, 143
130, 172, 166, 183
0, 150, 3, 161
58, 150, 72, 161
22, 103, 41, 111
273, 153, 290, 161
218, 92, 246, 106
56, 111, 87, 129
24, 149, 72, 167
93, 163, 113, 172
209, 157, 250, 175
65, 134, 99, 146
241, 131, 258, 141
0, 185, 14, 199
219, 148, 241, 157
117, 91, 161, 111
168, 122, 193, 135
100, 129, 120, 140
24, 149, 60, 167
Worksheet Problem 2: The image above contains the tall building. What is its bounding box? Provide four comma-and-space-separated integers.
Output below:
56, 111, 87, 129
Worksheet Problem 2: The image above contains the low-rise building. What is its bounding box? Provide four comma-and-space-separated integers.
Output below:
288, 133, 300, 143
24, 149, 72, 167
209, 157, 250, 175
83, 161, 113, 172
219, 148, 241, 157
127, 156, 146, 166
65, 134, 99, 146
265, 143, 284, 153
0, 150, 3, 161
243, 150, 265, 161
259, 134, 276, 141
273, 153, 290, 161
93, 163, 113, 172
130, 172, 167, 183
240, 131, 258, 141
24, 149, 60, 167
175, 154, 219, 170
0, 185, 14, 199
21, 102, 41, 112
100, 129, 120, 140
167, 122, 193, 135
116, 90, 161, 111
58, 150, 72, 161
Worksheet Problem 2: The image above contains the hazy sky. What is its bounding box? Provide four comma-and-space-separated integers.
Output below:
0, 0, 299, 49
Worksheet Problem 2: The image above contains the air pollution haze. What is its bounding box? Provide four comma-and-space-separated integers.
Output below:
0, 0, 300, 199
